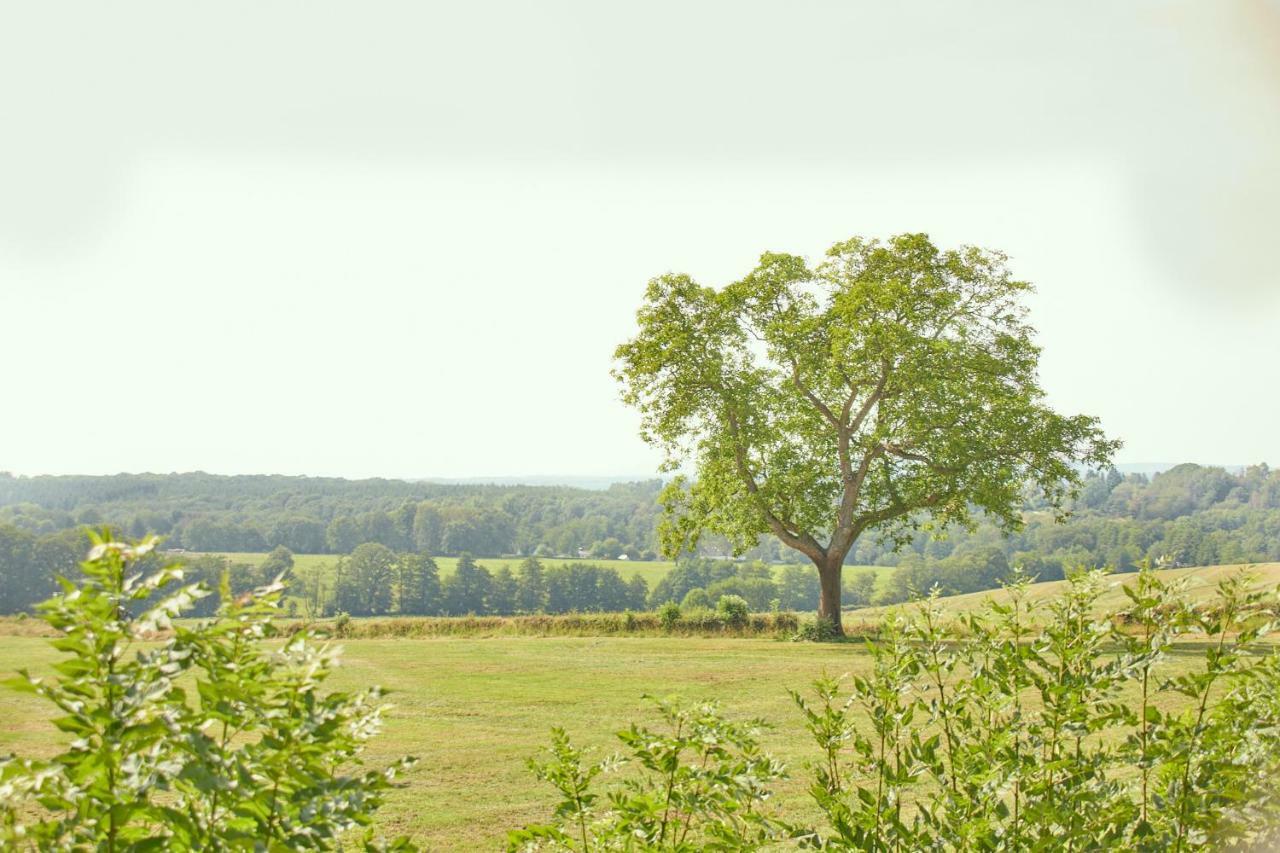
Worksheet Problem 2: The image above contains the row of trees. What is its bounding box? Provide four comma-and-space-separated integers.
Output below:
287, 546, 649, 618
0, 527, 852, 618
175, 549, 865, 619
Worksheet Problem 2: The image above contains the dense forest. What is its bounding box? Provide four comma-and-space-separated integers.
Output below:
1, 463, 1278, 615
0, 472, 667, 559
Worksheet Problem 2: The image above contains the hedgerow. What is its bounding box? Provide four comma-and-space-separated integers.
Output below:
288, 609, 809, 640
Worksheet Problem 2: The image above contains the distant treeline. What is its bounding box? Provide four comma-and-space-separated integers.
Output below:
1, 464, 1278, 615
0, 472, 676, 561
883, 463, 1280, 600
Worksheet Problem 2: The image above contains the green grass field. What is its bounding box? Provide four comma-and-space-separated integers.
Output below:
0, 632, 1234, 848
3, 562, 1272, 847
845, 561, 1280, 621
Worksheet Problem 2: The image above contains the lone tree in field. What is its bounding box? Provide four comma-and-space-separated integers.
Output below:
614, 233, 1117, 634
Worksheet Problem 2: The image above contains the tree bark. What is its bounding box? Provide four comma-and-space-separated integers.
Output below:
815, 556, 843, 635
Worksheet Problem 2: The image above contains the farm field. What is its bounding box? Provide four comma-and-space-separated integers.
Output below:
0, 632, 1231, 849
2, 562, 1273, 848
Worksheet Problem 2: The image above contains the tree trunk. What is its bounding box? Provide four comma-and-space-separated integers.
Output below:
816, 557, 843, 635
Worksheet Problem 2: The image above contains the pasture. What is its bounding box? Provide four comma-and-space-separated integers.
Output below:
0, 633, 1227, 850
4, 561, 1273, 848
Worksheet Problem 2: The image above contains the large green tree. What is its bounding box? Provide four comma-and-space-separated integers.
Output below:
334, 542, 395, 615
615, 233, 1117, 632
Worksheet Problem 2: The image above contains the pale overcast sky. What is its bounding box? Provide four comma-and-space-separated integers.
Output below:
1, 1, 1277, 479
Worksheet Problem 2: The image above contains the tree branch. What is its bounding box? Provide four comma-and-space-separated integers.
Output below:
828, 366, 893, 561
788, 360, 840, 429
723, 409, 827, 563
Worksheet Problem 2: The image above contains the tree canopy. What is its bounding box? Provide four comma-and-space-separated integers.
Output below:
615, 233, 1117, 630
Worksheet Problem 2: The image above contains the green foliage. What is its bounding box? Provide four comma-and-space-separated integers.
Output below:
0, 473, 669, 563
790, 566, 1280, 850
393, 552, 441, 616
299, 609, 805, 640
0, 531, 415, 851
679, 588, 711, 610
842, 570, 877, 607
510, 698, 786, 851
657, 601, 681, 632
517, 556, 548, 613
520, 566, 1280, 850
614, 233, 1117, 628
442, 553, 493, 615
5, 464, 1280, 618
791, 616, 842, 643
334, 542, 397, 616
715, 594, 750, 627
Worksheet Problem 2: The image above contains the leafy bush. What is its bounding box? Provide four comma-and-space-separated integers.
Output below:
679, 588, 711, 610
508, 697, 785, 851
769, 610, 799, 633
715, 594, 749, 626
0, 532, 415, 851
333, 609, 352, 636
517, 566, 1280, 850
792, 615, 842, 642
787, 567, 1280, 849
657, 601, 681, 631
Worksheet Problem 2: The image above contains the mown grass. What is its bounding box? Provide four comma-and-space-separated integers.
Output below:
0, 634, 1246, 849
4, 564, 1269, 848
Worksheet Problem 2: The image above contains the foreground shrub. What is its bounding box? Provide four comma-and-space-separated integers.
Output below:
517, 567, 1280, 850
0, 532, 415, 851
508, 698, 785, 851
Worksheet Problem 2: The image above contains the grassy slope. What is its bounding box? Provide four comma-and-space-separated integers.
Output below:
845, 561, 1280, 622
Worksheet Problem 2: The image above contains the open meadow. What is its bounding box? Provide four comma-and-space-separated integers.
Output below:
0, 633, 1232, 849
3, 562, 1275, 849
